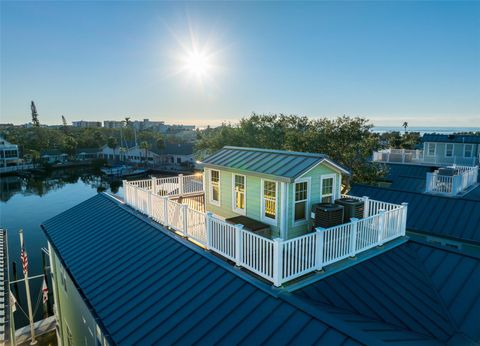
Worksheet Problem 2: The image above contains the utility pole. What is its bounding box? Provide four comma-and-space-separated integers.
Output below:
19, 230, 37, 345
31, 101, 40, 127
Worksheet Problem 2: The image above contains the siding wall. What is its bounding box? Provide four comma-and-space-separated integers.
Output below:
287, 164, 340, 238
49, 244, 105, 346
423, 142, 479, 160
204, 164, 340, 239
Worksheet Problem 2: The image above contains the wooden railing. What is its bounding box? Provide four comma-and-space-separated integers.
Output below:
123, 180, 407, 287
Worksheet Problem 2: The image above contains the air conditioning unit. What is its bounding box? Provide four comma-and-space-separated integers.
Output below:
334, 198, 364, 222
438, 167, 458, 176
311, 203, 344, 229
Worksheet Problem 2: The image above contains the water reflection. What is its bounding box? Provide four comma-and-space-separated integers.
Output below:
0, 167, 123, 201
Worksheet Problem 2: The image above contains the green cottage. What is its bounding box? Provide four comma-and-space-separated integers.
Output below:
201, 146, 351, 239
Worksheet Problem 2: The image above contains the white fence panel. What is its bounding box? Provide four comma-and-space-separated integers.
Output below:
355, 215, 379, 252
151, 194, 166, 224
130, 179, 152, 190
182, 175, 204, 195
240, 231, 275, 281
209, 217, 236, 261
167, 199, 184, 232
155, 176, 180, 196
323, 223, 353, 266
281, 233, 317, 282
186, 208, 207, 244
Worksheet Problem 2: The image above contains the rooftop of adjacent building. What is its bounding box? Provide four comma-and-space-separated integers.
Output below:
41, 193, 480, 345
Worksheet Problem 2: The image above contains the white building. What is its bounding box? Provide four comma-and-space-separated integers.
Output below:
103, 120, 125, 129
72, 121, 102, 128
0, 137, 20, 168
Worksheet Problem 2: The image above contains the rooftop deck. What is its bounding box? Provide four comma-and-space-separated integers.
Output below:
426, 165, 478, 196
372, 148, 478, 166
123, 175, 407, 287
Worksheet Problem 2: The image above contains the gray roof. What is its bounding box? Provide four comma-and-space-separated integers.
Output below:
202, 146, 350, 182
41, 193, 480, 345
349, 184, 480, 245
422, 133, 480, 144
155, 143, 194, 156
41, 194, 359, 345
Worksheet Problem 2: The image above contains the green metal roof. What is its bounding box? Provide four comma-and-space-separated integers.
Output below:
201, 146, 350, 182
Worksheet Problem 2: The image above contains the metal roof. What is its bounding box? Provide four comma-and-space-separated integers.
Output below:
422, 133, 480, 144
349, 184, 480, 244
201, 146, 350, 182
41, 194, 359, 345
293, 240, 480, 345
41, 194, 480, 345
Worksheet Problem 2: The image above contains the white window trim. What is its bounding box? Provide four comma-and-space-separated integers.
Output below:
208, 169, 221, 207
445, 143, 453, 158
320, 174, 337, 203
427, 143, 436, 157
292, 177, 311, 227
261, 179, 278, 226
464, 144, 473, 158
232, 174, 247, 215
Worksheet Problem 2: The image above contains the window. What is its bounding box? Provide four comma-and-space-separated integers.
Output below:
294, 181, 308, 222
209, 170, 220, 205
321, 175, 335, 203
262, 180, 277, 221
233, 175, 246, 214
427, 143, 436, 156
464, 144, 473, 158
445, 143, 453, 157
177, 157, 181, 164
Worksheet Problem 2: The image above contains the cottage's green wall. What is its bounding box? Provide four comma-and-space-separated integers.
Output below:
204, 169, 282, 237
50, 245, 104, 346
286, 164, 340, 238
204, 163, 341, 239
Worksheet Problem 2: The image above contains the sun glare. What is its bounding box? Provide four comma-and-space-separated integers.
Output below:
183, 49, 211, 79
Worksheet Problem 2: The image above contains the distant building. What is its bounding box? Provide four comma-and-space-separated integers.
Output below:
41, 150, 69, 163
72, 121, 102, 128
158, 143, 195, 167
103, 120, 125, 129
75, 148, 99, 161
0, 137, 20, 168
130, 119, 166, 131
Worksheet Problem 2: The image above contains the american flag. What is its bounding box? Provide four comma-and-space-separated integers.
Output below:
42, 277, 49, 304
20, 239, 28, 276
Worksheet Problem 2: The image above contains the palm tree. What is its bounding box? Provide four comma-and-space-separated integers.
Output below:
402, 122, 408, 134
140, 141, 149, 166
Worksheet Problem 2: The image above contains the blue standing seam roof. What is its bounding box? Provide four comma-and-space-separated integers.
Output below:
349, 184, 480, 244
41, 193, 359, 346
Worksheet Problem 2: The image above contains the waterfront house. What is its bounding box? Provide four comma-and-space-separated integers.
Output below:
158, 143, 194, 168
201, 147, 350, 239
75, 148, 99, 161
0, 136, 20, 168
41, 150, 69, 164
373, 133, 480, 166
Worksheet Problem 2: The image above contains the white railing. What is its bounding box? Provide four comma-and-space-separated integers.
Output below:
0, 163, 35, 174
426, 165, 478, 196
123, 180, 408, 287
372, 149, 478, 166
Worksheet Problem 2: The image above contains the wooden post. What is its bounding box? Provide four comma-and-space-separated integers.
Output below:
234, 224, 244, 266
178, 174, 184, 196
401, 203, 408, 236
377, 209, 386, 246
315, 228, 324, 271
182, 204, 188, 237
272, 238, 283, 287
205, 212, 213, 250
362, 196, 369, 218
349, 218, 358, 257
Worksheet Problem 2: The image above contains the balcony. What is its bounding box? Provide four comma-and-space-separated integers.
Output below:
372, 149, 478, 166
123, 175, 407, 287
426, 165, 479, 196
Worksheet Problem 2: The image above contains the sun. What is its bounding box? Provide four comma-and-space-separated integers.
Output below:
183, 49, 211, 79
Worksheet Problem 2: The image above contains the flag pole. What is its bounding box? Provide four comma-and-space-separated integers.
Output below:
19, 229, 37, 345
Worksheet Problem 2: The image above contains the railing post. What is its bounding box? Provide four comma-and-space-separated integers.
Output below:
401, 203, 408, 236
377, 209, 386, 246
205, 212, 213, 250
362, 196, 369, 218
315, 229, 324, 271
234, 224, 244, 266
122, 180, 128, 204
151, 176, 157, 194
401, 149, 405, 163
425, 173, 433, 192
147, 190, 153, 217
162, 196, 169, 226
182, 204, 188, 237
349, 218, 358, 257
273, 238, 283, 287
178, 174, 184, 196
134, 186, 139, 209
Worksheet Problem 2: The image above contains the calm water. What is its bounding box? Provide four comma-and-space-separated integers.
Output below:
0, 168, 126, 328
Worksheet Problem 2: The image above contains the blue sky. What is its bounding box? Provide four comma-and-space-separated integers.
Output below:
1, 1, 479, 127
